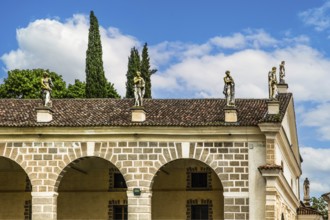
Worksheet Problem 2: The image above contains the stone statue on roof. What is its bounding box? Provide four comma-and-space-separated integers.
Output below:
134, 71, 145, 106
223, 70, 235, 106
303, 177, 310, 200
279, 61, 285, 84
41, 71, 54, 107
268, 67, 278, 100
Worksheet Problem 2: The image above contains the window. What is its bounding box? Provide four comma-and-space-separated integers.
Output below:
191, 173, 207, 188
114, 173, 127, 188
186, 199, 213, 220
109, 168, 127, 191
186, 167, 212, 190
191, 205, 209, 220
113, 205, 127, 220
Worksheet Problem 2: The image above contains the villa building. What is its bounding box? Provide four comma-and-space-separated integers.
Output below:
0, 78, 319, 219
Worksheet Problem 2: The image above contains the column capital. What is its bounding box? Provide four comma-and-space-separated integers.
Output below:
31, 192, 58, 197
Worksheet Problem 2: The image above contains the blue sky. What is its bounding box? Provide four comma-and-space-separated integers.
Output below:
1, 0, 330, 199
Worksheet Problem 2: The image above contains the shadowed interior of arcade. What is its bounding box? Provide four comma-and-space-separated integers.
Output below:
0, 156, 32, 220
57, 157, 128, 220
151, 159, 224, 220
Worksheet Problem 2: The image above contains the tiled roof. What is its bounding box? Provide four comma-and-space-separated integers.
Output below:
0, 93, 292, 127
297, 206, 322, 215
258, 164, 283, 171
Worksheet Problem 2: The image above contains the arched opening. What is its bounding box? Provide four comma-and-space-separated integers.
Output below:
0, 156, 32, 220
152, 159, 224, 220
57, 157, 128, 220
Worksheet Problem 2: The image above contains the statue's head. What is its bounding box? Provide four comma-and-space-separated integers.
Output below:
43, 72, 49, 77
281, 61, 285, 65
225, 70, 230, 76
136, 71, 141, 77
272, 67, 276, 71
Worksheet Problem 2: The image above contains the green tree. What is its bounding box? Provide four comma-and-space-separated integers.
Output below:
125, 47, 140, 98
311, 196, 328, 219
85, 10, 108, 98
140, 43, 157, 98
0, 69, 66, 99
66, 79, 86, 98
106, 82, 121, 98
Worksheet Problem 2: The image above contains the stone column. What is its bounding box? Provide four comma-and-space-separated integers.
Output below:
32, 192, 58, 220
127, 190, 152, 220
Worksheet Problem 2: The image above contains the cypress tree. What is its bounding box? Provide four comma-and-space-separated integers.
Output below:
125, 47, 141, 98
140, 43, 157, 98
85, 10, 107, 98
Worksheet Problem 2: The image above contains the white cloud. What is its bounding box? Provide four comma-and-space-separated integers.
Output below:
299, 1, 330, 31
209, 29, 278, 50
210, 33, 246, 49
1, 14, 139, 95
300, 146, 330, 198
301, 103, 330, 140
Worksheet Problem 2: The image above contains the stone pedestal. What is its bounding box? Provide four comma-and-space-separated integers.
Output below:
303, 198, 310, 207
224, 106, 238, 123
267, 100, 279, 115
277, 83, 288, 93
131, 107, 146, 122
36, 107, 53, 123
32, 192, 58, 220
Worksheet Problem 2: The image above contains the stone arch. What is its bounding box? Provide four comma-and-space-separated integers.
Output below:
57, 156, 128, 220
0, 143, 34, 181
149, 142, 226, 190
53, 141, 127, 192
55, 155, 127, 192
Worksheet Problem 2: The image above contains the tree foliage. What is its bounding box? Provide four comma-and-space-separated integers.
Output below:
0, 69, 66, 99
66, 79, 86, 98
125, 47, 140, 98
85, 10, 118, 98
106, 82, 121, 98
140, 43, 157, 98
125, 44, 157, 98
0, 69, 120, 99
311, 196, 328, 219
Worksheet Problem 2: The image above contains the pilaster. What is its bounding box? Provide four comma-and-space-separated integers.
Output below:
127, 190, 152, 220
258, 123, 281, 164
31, 191, 58, 220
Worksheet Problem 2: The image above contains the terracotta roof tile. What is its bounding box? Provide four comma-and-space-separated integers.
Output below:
0, 93, 292, 127
297, 206, 322, 215
258, 164, 283, 171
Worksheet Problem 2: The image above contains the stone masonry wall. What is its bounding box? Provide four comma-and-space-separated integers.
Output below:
0, 140, 249, 220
